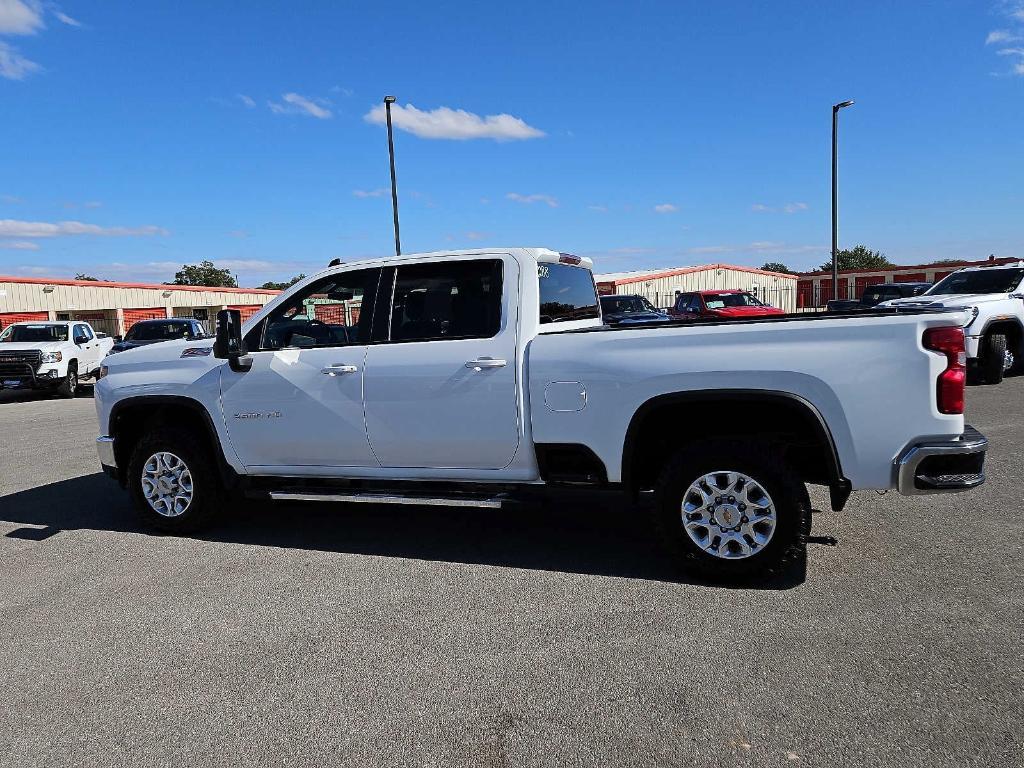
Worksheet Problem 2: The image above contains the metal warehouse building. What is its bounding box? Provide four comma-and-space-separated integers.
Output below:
0, 276, 280, 338
595, 264, 798, 313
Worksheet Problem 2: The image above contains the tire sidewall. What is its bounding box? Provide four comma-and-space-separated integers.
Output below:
981, 334, 1006, 384
654, 443, 806, 579
128, 428, 220, 532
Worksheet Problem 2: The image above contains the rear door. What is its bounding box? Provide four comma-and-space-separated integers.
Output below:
362, 256, 520, 470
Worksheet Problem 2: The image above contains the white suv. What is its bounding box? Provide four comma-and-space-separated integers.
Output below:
882, 262, 1024, 384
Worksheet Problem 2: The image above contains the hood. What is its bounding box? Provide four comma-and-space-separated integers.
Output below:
103, 337, 215, 368
882, 293, 1011, 309
0, 341, 67, 353
706, 306, 785, 318
109, 338, 169, 353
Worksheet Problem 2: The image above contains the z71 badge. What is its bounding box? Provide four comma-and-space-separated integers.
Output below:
233, 411, 282, 420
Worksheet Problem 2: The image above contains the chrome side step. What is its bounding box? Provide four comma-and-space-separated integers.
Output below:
268, 491, 505, 509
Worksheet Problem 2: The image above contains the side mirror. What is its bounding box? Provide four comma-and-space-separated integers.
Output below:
214, 309, 252, 372
74, 334, 88, 345
113, 335, 123, 343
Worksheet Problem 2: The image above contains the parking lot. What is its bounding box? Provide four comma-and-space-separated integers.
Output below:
0, 381, 1021, 767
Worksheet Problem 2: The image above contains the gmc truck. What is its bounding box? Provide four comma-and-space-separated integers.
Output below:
881, 261, 1024, 385
0, 320, 113, 397
94, 248, 988, 580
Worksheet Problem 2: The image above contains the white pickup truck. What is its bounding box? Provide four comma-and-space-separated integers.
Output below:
0, 320, 113, 397
94, 248, 989, 579
881, 261, 1024, 384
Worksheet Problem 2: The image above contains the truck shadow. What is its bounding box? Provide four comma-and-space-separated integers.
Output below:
0, 473, 811, 590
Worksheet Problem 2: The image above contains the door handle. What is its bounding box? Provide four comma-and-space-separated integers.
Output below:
321, 364, 359, 376
465, 357, 507, 371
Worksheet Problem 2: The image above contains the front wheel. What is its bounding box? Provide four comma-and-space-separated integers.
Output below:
979, 333, 1008, 385
127, 427, 222, 532
652, 441, 808, 581
56, 363, 77, 398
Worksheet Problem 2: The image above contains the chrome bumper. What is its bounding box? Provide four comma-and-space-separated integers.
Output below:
96, 435, 116, 469
896, 426, 987, 495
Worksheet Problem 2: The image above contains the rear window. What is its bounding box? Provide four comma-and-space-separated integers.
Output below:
538, 263, 599, 324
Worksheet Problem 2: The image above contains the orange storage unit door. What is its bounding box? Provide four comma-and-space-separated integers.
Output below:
228, 305, 262, 322
0, 311, 49, 330
123, 308, 167, 329
894, 272, 927, 283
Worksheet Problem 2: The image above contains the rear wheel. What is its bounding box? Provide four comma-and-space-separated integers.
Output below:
979, 333, 1008, 385
56, 362, 78, 398
652, 440, 808, 580
128, 426, 222, 532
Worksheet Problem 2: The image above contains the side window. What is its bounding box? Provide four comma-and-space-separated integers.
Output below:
74, 324, 92, 341
389, 259, 502, 342
258, 268, 380, 351
688, 295, 704, 312
675, 293, 691, 310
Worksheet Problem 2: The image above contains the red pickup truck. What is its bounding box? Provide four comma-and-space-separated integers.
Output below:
669, 289, 786, 319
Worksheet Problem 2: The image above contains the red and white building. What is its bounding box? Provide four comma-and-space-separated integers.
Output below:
0, 275, 280, 337
796, 256, 1019, 308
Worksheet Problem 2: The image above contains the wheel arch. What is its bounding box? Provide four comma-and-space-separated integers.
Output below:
980, 316, 1024, 351
108, 395, 238, 488
621, 389, 849, 509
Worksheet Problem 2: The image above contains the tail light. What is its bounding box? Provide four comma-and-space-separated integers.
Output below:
923, 326, 966, 414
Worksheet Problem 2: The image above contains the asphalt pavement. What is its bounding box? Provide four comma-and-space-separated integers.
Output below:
0, 380, 1021, 767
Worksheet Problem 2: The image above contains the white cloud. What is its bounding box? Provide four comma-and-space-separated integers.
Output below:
687, 241, 824, 256
986, 29, 1019, 44
506, 192, 558, 208
653, 203, 678, 214
1, 194, 22, 203
588, 205, 609, 212
53, 10, 80, 27
364, 103, 544, 141
784, 202, 808, 213
237, 93, 256, 108
751, 202, 808, 214
352, 188, 387, 198
0, 41, 39, 79
464, 231, 491, 241
0, 239, 39, 250
0, 219, 169, 238
0, 0, 43, 35
751, 203, 772, 212
268, 92, 332, 119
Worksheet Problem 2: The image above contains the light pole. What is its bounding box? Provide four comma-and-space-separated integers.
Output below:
384, 95, 401, 256
831, 99, 854, 304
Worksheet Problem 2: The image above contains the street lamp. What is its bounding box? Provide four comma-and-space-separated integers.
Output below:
384, 95, 401, 256
831, 99, 855, 304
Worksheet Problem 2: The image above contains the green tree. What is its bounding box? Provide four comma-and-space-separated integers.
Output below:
818, 245, 894, 272
759, 262, 793, 274
258, 274, 306, 291
168, 260, 237, 288
75, 273, 100, 281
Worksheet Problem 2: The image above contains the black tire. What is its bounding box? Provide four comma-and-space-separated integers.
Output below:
652, 440, 809, 581
979, 333, 1007, 385
56, 362, 78, 398
127, 426, 222, 532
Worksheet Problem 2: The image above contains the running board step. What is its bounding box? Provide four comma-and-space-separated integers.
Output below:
268, 491, 505, 509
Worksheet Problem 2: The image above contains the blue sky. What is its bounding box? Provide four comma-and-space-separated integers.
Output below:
1, 0, 1022, 286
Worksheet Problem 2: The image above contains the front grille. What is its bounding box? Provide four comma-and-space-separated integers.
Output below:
0, 349, 42, 376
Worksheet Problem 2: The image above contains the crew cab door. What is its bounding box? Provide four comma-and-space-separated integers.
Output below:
362, 256, 521, 469
220, 268, 382, 470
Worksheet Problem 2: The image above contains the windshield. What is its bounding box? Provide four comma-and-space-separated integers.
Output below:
927, 268, 1024, 296
600, 296, 657, 314
126, 321, 194, 341
0, 324, 69, 342
703, 292, 764, 309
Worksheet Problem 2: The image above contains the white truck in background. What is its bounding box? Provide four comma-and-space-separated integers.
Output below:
0, 320, 113, 397
93, 248, 989, 580
880, 261, 1024, 384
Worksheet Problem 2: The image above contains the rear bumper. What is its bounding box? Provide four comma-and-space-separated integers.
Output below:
896, 425, 988, 495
